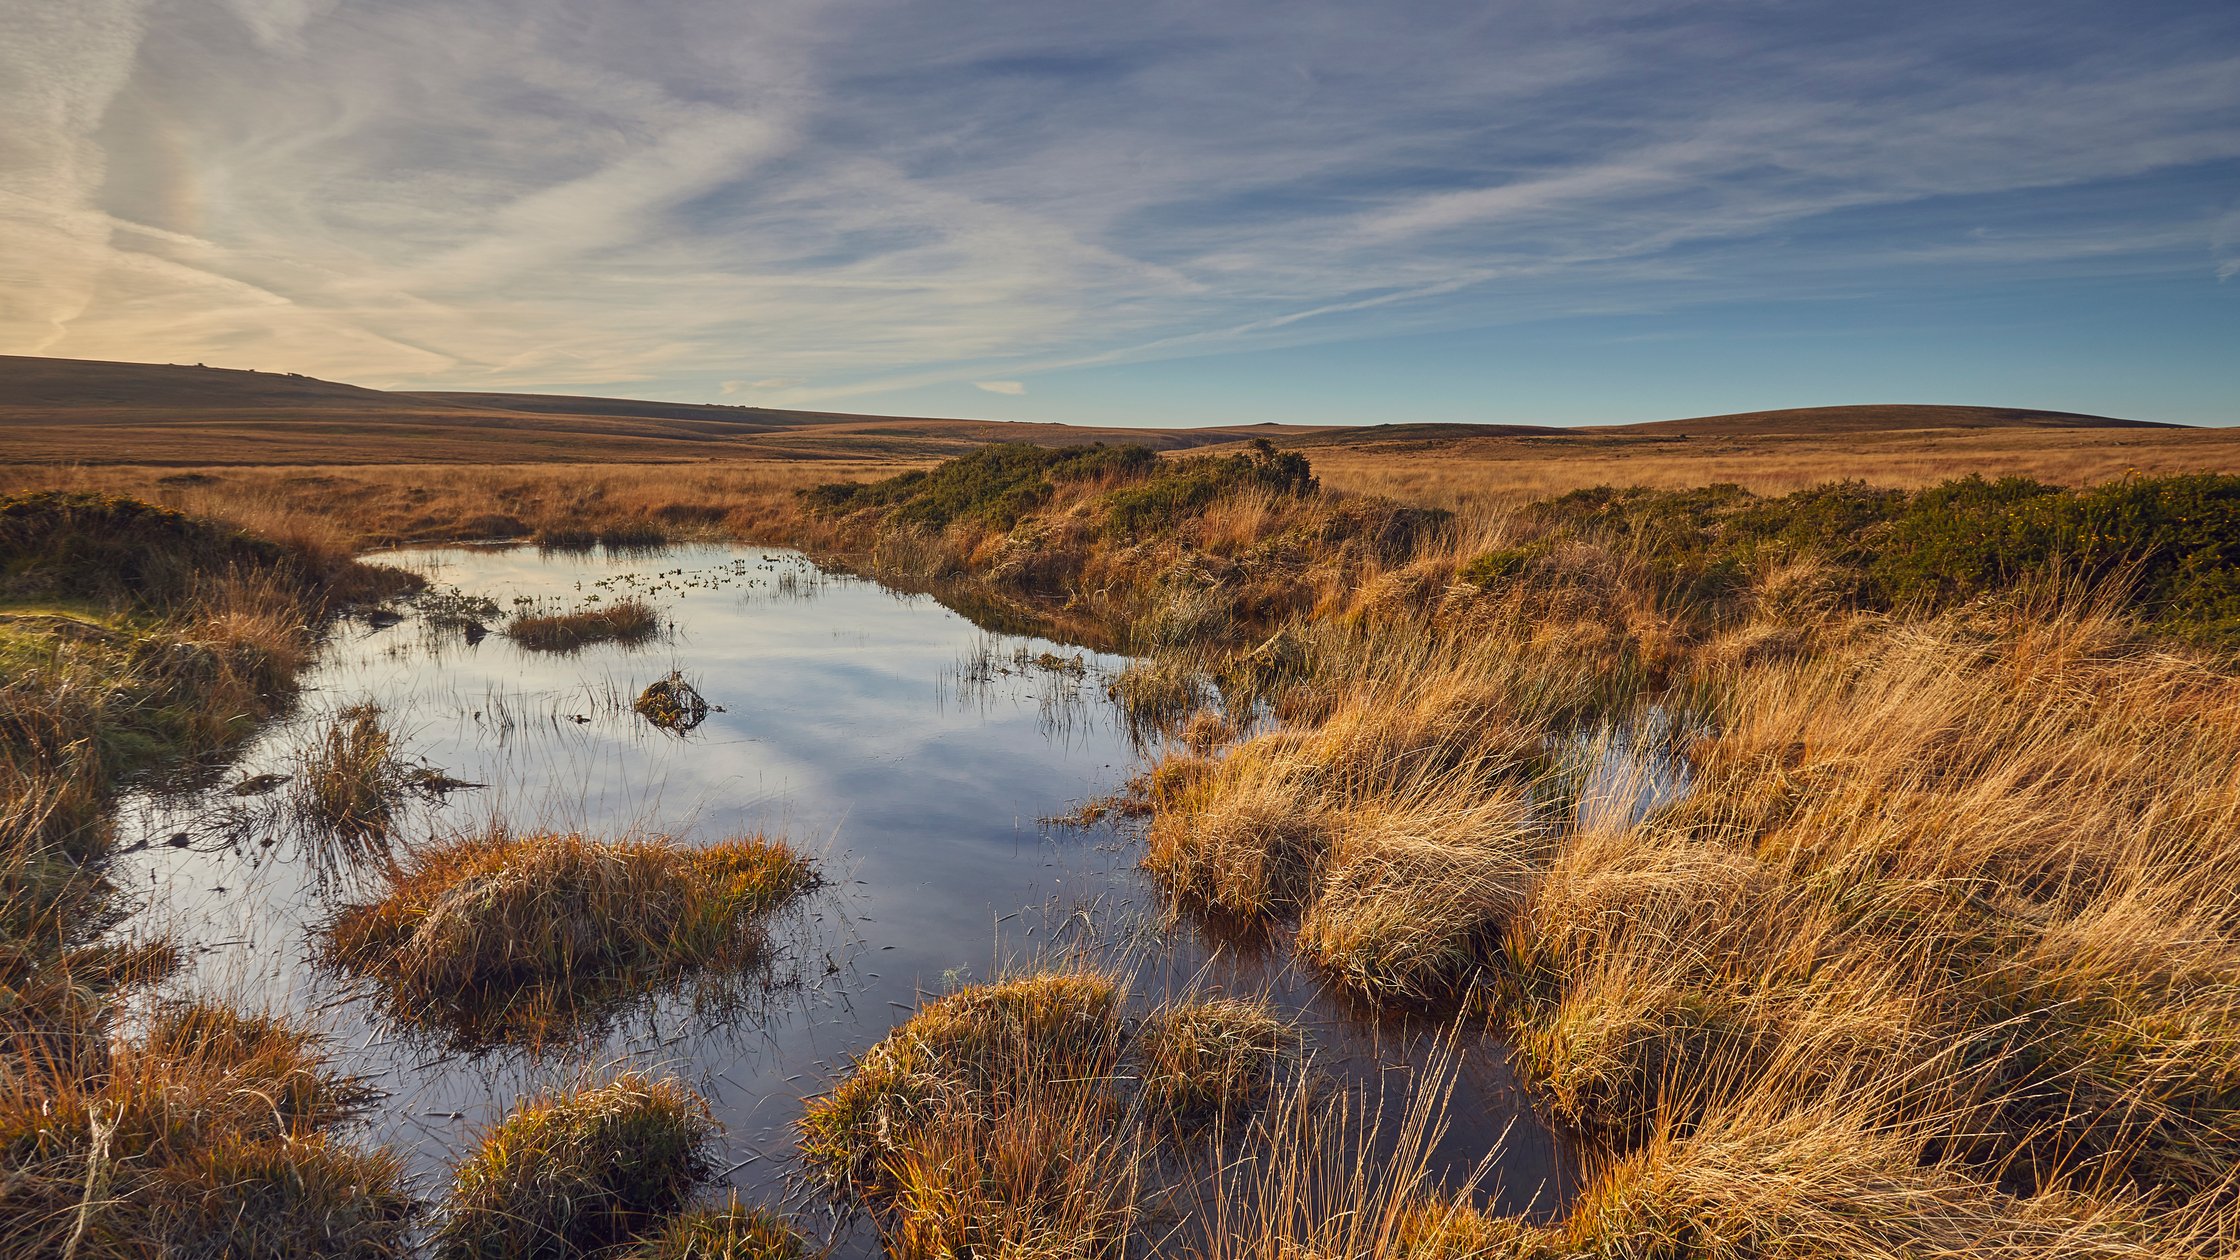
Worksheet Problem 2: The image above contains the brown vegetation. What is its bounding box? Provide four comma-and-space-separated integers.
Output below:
797, 971, 1296, 1256
13, 391, 2240, 1256
320, 828, 817, 1048
506, 597, 662, 651
438, 1073, 717, 1260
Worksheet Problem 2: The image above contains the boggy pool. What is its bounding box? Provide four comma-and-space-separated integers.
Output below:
117, 543, 1633, 1239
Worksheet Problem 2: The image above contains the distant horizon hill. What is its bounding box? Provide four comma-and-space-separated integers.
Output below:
0, 353, 2186, 466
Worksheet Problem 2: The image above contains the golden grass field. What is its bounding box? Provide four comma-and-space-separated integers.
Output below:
9, 358, 2240, 1256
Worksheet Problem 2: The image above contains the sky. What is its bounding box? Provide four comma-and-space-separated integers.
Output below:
2, 0, 2237, 426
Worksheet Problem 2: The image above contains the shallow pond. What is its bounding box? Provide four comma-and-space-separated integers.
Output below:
117, 543, 1608, 1240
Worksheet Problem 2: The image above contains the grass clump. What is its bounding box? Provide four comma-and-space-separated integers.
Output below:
505, 597, 660, 651
798, 972, 1294, 1257
1134, 997, 1287, 1123
292, 702, 408, 851
321, 828, 817, 1048
0, 1001, 416, 1258
620, 1202, 812, 1260
438, 1073, 715, 1260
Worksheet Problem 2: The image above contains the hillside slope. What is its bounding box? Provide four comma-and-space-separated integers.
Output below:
0, 354, 2196, 466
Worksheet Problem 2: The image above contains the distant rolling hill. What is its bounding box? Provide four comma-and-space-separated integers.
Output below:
1605, 403, 2175, 437
0, 354, 2188, 465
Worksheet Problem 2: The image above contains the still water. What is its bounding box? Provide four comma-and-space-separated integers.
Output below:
116, 543, 1591, 1236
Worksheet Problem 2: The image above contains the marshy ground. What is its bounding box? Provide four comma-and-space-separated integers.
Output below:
9, 442, 2240, 1257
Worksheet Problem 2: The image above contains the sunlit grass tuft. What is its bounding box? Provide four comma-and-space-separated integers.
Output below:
321, 828, 816, 1047
438, 1073, 715, 1260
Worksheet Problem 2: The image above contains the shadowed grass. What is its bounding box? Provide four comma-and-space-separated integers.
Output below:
321, 828, 817, 1048
505, 598, 660, 651
438, 1073, 715, 1260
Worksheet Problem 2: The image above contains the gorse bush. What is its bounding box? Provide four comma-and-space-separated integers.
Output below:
1101, 439, 1318, 538
1480, 473, 2240, 643
804, 442, 1159, 530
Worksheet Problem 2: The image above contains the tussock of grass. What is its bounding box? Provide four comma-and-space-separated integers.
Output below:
292, 702, 407, 851
1134, 997, 1287, 1122
439, 1073, 715, 1260
505, 597, 660, 651
620, 1202, 812, 1260
1, 496, 420, 1256
1296, 800, 1543, 1006
798, 972, 1294, 1256
0, 1001, 415, 1258
321, 828, 816, 1047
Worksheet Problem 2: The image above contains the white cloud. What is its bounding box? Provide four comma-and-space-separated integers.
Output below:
2, 2, 2234, 400
973, 380, 1026, 395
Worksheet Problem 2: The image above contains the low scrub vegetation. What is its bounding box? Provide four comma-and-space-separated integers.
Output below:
1483, 473, 2240, 644
505, 597, 660, 651
320, 828, 817, 1047
799, 440, 1446, 650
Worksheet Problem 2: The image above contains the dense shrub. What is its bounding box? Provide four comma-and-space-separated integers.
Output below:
1101, 440, 1318, 538
803, 442, 1159, 531
1474, 474, 2240, 643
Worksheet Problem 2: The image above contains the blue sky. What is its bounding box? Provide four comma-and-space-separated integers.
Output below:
3, 0, 2236, 425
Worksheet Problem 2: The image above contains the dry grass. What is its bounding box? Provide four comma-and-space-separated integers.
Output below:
438, 1073, 716, 1260
506, 597, 662, 651
321, 828, 816, 1049
620, 1201, 814, 1260
1308, 425, 2240, 513
0, 1001, 416, 1259
0, 493, 418, 1257
291, 702, 408, 853
16, 430, 2240, 1255
797, 971, 1297, 1257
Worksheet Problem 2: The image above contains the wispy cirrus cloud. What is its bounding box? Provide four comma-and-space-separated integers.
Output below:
973, 380, 1026, 395
2, 0, 2235, 409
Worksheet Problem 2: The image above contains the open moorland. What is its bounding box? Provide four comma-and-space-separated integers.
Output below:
7, 358, 2240, 1258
